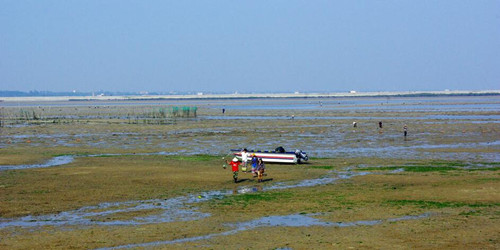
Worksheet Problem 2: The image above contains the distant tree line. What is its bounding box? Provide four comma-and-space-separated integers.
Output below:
0, 90, 146, 97
0, 90, 225, 97
0, 91, 89, 97
1, 90, 498, 98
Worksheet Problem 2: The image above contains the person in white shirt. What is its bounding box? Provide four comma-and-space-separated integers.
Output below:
241, 148, 249, 172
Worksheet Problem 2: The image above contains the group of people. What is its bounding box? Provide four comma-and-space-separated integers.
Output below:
352, 121, 409, 137
228, 149, 266, 183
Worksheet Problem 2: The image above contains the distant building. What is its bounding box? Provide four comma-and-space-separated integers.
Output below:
349, 90, 357, 94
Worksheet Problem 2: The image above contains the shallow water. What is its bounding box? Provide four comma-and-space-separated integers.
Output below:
2, 96, 499, 163
209, 96, 500, 112
203, 114, 500, 120
97, 212, 432, 249
0, 169, 373, 229
2, 134, 498, 171
0, 166, 431, 249
0, 164, 473, 248
0, 156, 75, 171
0, 152, 178, 171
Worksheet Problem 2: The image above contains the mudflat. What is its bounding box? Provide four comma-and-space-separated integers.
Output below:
0, 96, 499, 249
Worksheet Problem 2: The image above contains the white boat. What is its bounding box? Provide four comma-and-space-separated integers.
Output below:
231, 147, 309, 164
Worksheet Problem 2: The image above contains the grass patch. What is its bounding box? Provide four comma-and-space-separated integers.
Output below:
428, 161, 469, 167
166, 155, 220, 162
211, 191, 293, 208
356, 161, 500, 173
386, 199, 499, 209
466, 167, 500, 172
310, 166, 335, 170
474, 178, 500, 183
18, 189, 51, 195
356, 166, 457, 172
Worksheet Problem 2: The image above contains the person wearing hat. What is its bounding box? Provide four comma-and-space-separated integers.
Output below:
229, 157, 241, 183
251, 153, 258, 177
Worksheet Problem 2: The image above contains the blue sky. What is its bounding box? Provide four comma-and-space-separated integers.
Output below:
1, 1, 499, 93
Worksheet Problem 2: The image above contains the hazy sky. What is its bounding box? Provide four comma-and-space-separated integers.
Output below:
1, 1, 499, 93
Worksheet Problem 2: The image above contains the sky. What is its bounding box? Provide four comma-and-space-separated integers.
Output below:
1, 1, 499, 93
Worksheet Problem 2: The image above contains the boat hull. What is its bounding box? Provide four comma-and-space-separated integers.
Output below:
232, 149, 308, 164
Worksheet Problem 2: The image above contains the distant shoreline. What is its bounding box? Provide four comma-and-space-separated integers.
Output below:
1, 90, 499, 103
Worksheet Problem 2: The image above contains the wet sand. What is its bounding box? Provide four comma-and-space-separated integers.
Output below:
2, 96, 499, 162
0, 96, 499, 249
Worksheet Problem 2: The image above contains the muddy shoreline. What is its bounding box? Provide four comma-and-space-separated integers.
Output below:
0, 96, 498, 249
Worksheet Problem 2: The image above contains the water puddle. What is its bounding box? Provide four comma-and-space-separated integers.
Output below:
97, 212, 431, 249
0, 156, 75, 171
0, 197, 211, 229
203, 114, 500, 120
0, 167, 434, 249
0, 152, 177, 171
0, 169, 374, 229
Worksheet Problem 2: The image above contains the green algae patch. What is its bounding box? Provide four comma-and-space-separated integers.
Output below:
211, 191, 294, 208
356, 161, 500, 173
166, 154, 221, 162
385, 199, 500, 209
309, 165, 335, 170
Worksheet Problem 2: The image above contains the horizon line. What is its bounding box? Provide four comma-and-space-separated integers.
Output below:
1, 90, 499, 103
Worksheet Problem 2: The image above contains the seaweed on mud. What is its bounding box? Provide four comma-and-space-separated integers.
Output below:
309, 166, 335, 170
166, 155, 220, 162
385, 200, 499, 209
211, 191, 294, 207
355, 161, 500, 173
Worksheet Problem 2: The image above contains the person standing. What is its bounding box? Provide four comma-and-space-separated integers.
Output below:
256, 158, 265, 183
229, 157, 240, 183
403, 124, 408, 138
251, 154, 258, 177
241, 148, 249, 172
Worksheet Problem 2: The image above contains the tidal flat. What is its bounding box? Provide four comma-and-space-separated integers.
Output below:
0, 96, 499, 249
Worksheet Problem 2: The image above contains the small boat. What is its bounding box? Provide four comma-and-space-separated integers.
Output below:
231, 147, 309, 164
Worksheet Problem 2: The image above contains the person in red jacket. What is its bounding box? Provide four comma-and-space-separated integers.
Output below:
229, 157, 241, 183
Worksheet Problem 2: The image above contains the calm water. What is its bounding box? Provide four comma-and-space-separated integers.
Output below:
211, 96, 500, 112
2, 95, 499, 112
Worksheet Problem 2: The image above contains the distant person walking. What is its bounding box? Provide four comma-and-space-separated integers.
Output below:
353, 121, 357, 128
379, 121, 383, 128
403, 124, 408, 139
222, 108, 225, 114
